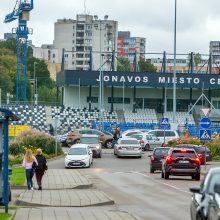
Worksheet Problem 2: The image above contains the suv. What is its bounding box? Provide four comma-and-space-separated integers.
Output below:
67, 129, 113, 148
80, 134, 102, 158
161, 148, 201, 180
147, 129, 179, 144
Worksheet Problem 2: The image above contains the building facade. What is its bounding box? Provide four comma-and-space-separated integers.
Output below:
54, 14, 118, 71
210, 41, 220, 64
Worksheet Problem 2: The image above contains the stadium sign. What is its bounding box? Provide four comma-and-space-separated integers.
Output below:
57, 70, 220, 89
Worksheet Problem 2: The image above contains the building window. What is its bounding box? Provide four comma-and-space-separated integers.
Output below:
52, 54, 55, 58
108, 97, 130, 104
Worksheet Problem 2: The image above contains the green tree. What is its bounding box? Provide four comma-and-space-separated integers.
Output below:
117, 57, 131, 72
194, 53, 201, 67
38, 86, 58, 104
138, 57, 157, 72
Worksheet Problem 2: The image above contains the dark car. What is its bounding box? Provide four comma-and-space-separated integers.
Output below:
149, 147, 170, 173
161, 147, 201, 180
190, 167, 220, 220
175, 144, 212, 165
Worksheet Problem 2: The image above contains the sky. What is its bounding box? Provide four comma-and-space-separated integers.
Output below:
1, 0, 220, 57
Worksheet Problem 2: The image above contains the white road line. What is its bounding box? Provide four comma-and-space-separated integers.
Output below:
132, 171, 191, 194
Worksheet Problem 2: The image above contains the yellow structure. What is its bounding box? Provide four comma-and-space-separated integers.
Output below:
8, 125, 31, 137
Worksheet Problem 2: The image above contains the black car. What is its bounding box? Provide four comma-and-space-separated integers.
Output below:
161, 147, 201, 180
149, 147, 170, 173
175, 144, 212, 165
190, 167, 220, 220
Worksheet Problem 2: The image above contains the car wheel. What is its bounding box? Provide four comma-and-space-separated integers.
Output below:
195, 174, 200, 181
145, 144, 150, 151
98, 152, 102, 158
164, 171, 169, 179
105, 140, 113, 149
161, 170, 164, 178
114, 149, 116, 155
150, 167, 154, 173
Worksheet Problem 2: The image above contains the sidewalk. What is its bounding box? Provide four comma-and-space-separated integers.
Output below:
201, 161, 220, 175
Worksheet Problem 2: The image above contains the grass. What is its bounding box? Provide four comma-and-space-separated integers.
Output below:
0, 212, 12, 220
11, 166, 26, 186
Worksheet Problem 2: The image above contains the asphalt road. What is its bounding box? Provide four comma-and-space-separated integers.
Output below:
48, 149, 202, 220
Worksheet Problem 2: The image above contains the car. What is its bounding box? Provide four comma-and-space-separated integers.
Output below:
121, 129, 143, 138
174, 144, 212, 165
66, 129, 113, 148
190, 167, 220, 220
80, 134, 102, 158
149, 147, 170, 173
64, 144, 93, 168
161, 147, 201, 180
131, 133, 163, 151
146, 129, 179, 144
114, 137, 142, 158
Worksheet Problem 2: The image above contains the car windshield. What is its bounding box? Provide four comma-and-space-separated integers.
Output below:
81, 137, 99, 144
68, 148, 87, 155
207, 173, 220, 194
121, 140, 139, 145
172, 150, 196, 157
154, 148, 169, 156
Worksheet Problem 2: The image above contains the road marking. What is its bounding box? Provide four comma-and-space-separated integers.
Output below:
132, 171, 191, 194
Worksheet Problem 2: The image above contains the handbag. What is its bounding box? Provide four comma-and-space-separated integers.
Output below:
32, 161, 37, 169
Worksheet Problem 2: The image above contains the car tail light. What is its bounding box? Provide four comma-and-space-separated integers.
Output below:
165, 156, 174, 164
180, 149, 187, 153
198, 153, 203, 158
192, 157, 201, 165
150, 155, 154, 161
139, 140, 144, 144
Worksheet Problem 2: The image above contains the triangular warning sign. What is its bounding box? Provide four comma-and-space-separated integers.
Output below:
162, 118, 168, 125
201, 108, 211, 117
201, 130, 211, 139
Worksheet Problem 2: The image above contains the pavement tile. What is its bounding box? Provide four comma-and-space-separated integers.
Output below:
14, 208, 140, 220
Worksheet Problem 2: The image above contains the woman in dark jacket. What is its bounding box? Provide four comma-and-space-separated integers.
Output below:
35, 148, 47, 190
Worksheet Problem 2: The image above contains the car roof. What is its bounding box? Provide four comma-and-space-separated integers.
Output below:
208, 167, 220, 174
171, 147, 196, 152
175, 144, 198, 148
81, 134, 99, 138
70, 143, 89, 148
120, 137, 139, 141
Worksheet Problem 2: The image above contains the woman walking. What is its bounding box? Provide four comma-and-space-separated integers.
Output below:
22, 149, 38, 190
35, 148, 47, 190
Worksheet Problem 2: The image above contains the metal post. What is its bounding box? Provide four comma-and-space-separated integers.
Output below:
0, 88, 2, 107
122, 81, 125, 111
78, 78, 81, 108
34, 62, 36, 95
55, 118, 58, 156
173, 0, 177, 123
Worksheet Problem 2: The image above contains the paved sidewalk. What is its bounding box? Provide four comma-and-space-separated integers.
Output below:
33, 169, 92, 189
201, 161, 220, 174
17, 189, 114, 207
14, 208, 140, 220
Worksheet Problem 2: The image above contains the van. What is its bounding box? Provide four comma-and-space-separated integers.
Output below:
146, 129, 179, 144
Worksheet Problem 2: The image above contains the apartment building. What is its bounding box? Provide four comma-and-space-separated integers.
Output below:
54, 14, 118, 71
210, 41, 220, 64
117, 31, 146, 63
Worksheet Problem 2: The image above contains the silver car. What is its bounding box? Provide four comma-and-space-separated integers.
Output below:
80, 134, 102, 158
114, 138, 142, 158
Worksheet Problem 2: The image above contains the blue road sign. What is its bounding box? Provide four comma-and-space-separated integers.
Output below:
200, 129, 211, 141
200, 118, 211, 129
161, 118, 169, 125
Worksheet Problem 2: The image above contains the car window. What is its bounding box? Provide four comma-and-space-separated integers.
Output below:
121, 140, 139, 145
80, 130, 92, 134
148, 131, 157, 136
81, 137, 99, 144
207, 173, 220, 194
154, 148, 169, 156
146, 135, 153, 140
131, 134, 143, 140
68, 148, 87, 155
165, 131, 175, 136
91, 130, 101, 135
171, 149, 196, 157
126, 132, 139, 136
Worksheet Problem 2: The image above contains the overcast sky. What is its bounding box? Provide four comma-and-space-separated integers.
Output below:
1, 0, 220, 56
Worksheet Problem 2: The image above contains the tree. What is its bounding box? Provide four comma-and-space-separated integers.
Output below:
117, 57, 131, 72
194, 53, 201, 67
138, 57, 157, 72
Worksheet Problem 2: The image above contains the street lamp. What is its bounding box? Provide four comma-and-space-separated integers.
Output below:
94, 15, 108, 127
173, 0, 177, 123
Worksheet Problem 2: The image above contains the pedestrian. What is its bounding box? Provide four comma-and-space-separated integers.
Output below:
22, 149, 38, 190
35, 148, 47, 190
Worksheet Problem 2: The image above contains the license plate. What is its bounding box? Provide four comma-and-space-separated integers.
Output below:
206, 154, 209, 156
122, 147, 127, 150
73, 162, 80, 165
179, 160, 189, 163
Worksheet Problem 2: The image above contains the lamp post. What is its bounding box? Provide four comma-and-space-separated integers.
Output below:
94, 15, 108, 128
173, 0, 177, 123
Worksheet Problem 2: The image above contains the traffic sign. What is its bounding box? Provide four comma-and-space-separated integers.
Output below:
200, 129, 211, 141
201, 108, 211, 117
200, 117, 211, 129
161, 118, 169, 125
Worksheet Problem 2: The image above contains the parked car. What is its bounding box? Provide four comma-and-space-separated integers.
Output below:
121, 129, 143, 138
131, 133, 163, 151
64, 144, 93, 168
67, 129, 113, 148
149, 147, 170, 173
174, 144, 212, 165
161, 147, 201, 180
190, 167, 220, 220
114, 137, 142, 158
80, 134, 102, 158
146, 129, 179, 144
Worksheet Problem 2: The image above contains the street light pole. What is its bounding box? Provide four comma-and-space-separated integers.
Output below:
173, 0, 177, 123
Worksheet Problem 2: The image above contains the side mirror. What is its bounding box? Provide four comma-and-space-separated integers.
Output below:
214, 183, 220, 194
189, 187, 201, 194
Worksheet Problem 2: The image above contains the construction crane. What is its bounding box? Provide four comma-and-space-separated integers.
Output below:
4, 0, 34, 103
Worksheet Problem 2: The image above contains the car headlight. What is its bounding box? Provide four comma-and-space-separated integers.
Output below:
81, 157, 88, 161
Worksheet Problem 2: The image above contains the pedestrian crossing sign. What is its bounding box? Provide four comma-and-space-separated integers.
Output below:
161, 118, 169, 125
200, 129, 211, 141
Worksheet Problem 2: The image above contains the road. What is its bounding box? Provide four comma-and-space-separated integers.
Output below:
48, 149, 202, 220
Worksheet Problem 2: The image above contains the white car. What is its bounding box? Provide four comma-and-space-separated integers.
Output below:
121, 129, 143, 138
114, 137, 142, 158
64, 144, 93, 168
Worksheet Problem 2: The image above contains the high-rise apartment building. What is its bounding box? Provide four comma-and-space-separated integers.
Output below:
117, 31, 146, 63
210, 41, 220, 64
54, 14, 118, 71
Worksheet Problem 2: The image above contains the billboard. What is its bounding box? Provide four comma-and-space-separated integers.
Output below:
8, 125, 31, 137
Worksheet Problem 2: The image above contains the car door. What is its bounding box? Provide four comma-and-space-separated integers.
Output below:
148, 135, 162, 149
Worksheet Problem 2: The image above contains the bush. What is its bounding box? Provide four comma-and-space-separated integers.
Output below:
9, 129, 63, 156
